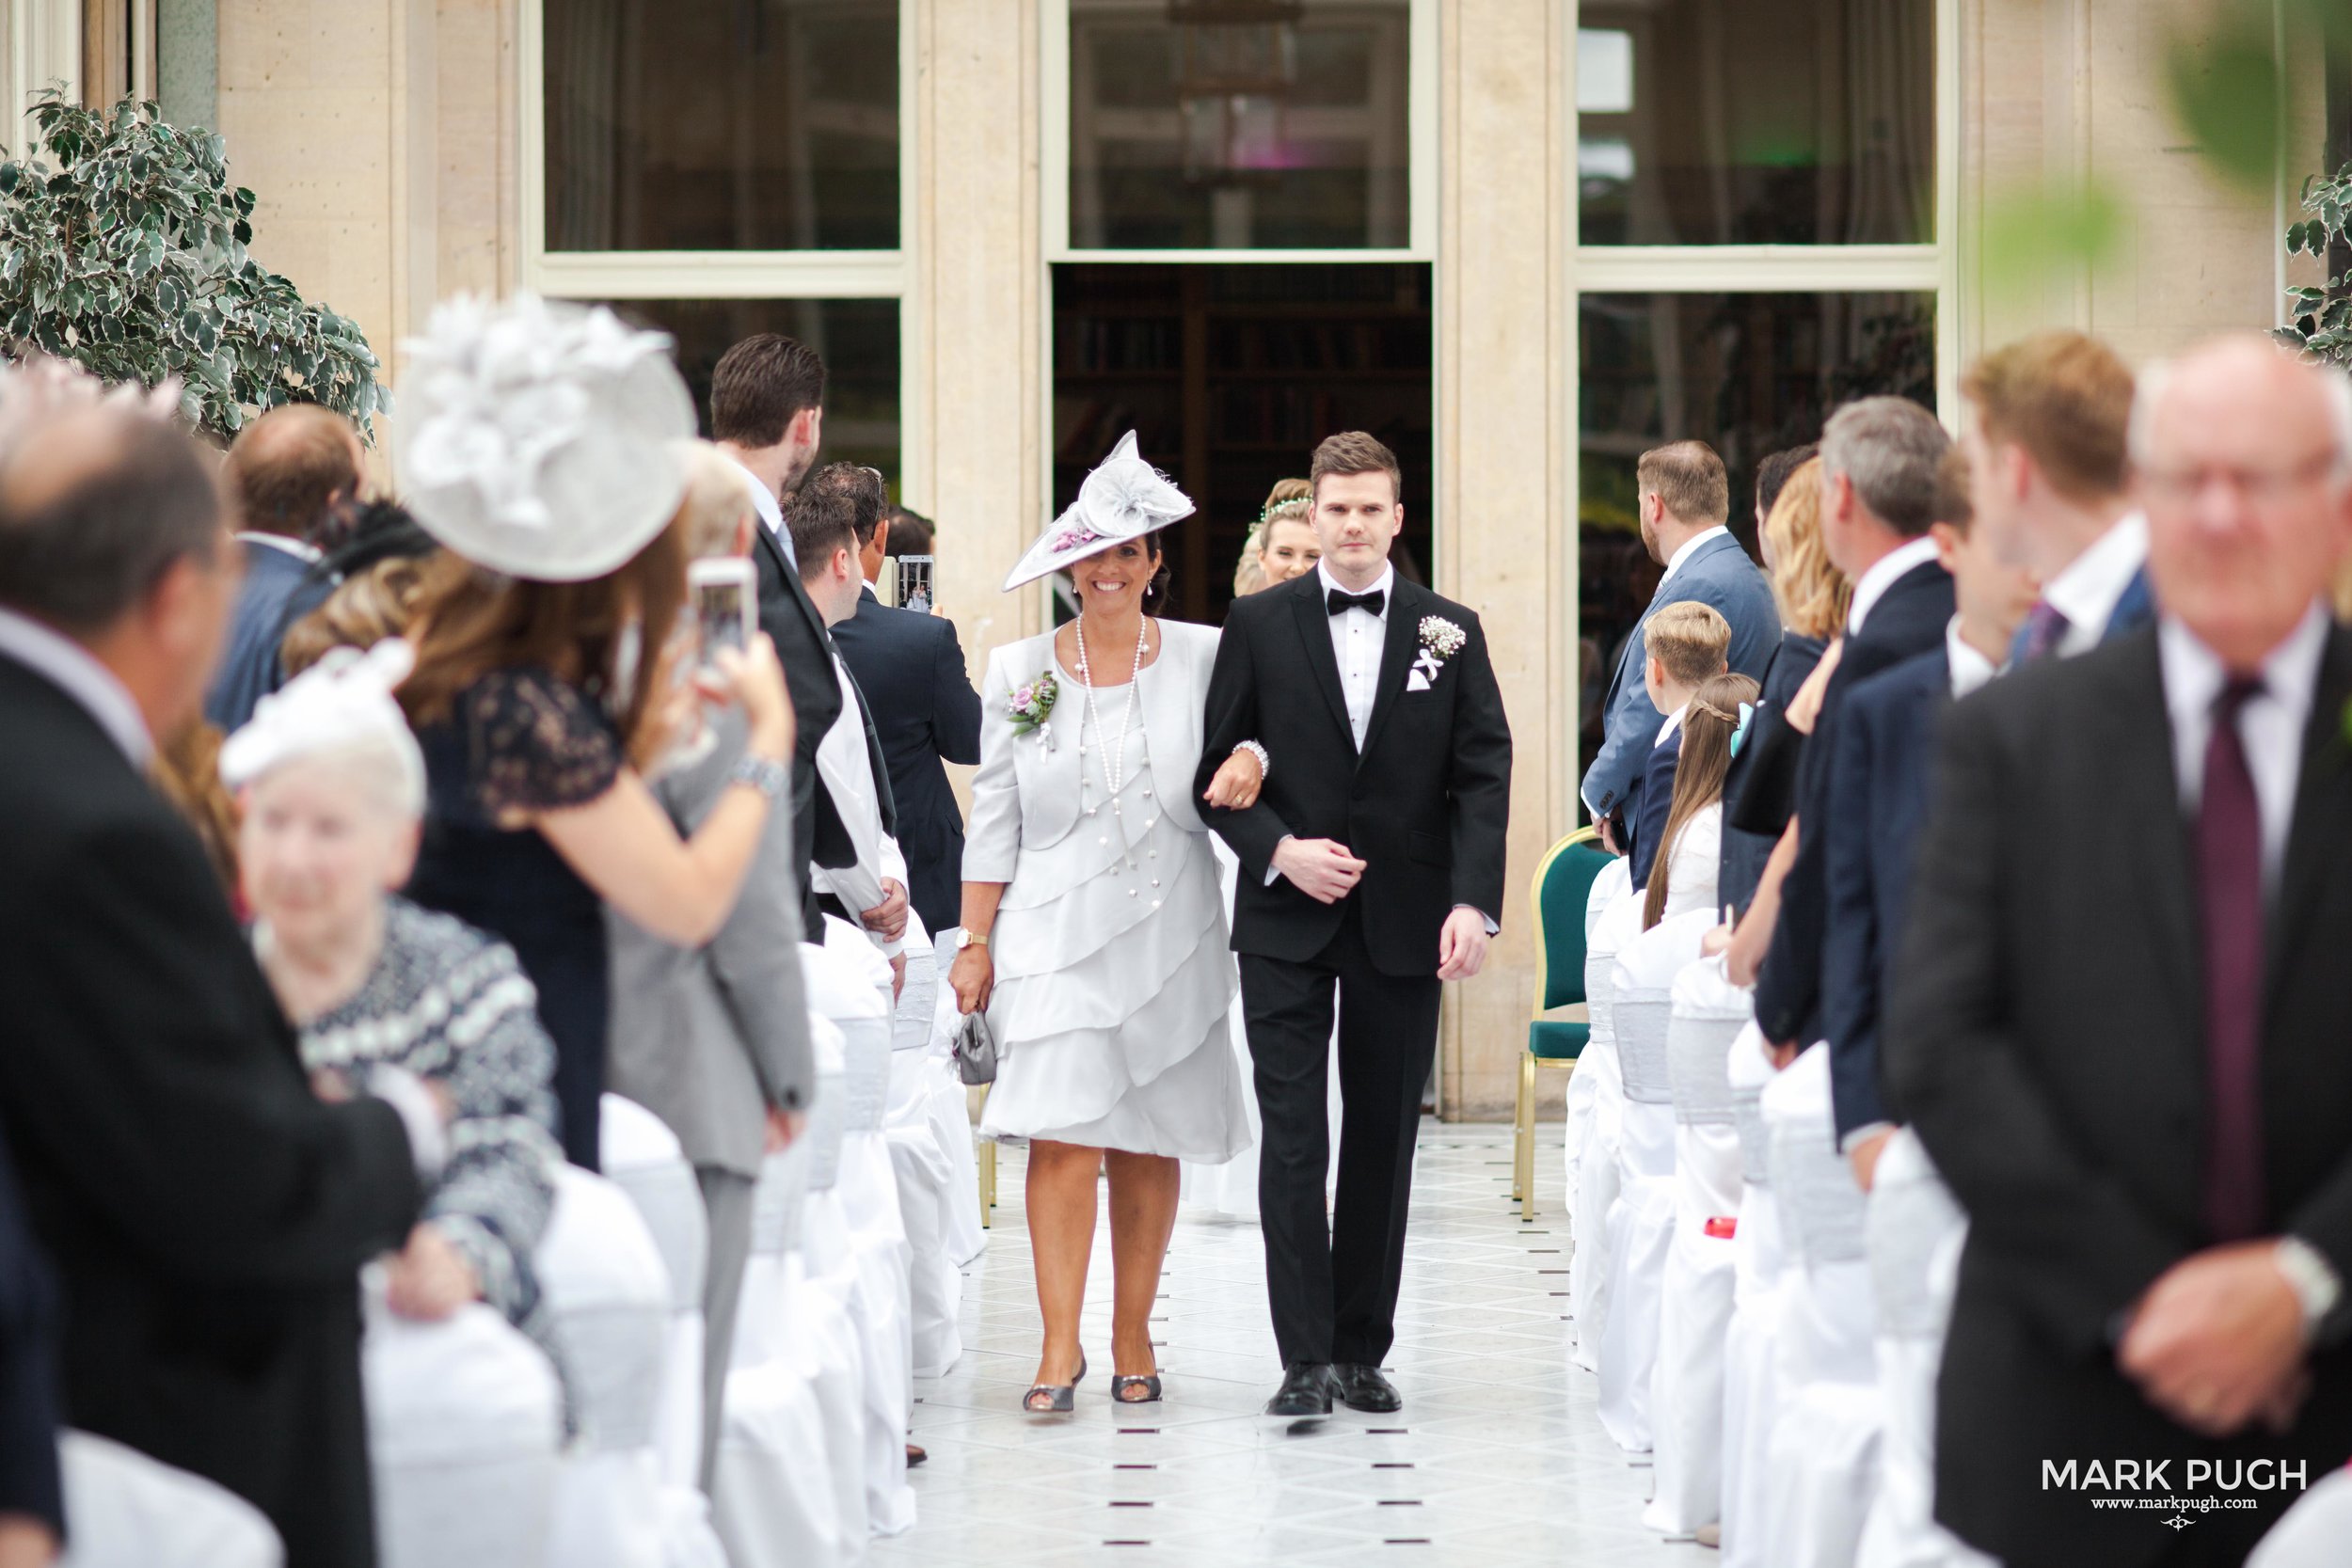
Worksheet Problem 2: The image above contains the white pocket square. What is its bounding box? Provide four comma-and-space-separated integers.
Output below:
1406, 669, 1432, 692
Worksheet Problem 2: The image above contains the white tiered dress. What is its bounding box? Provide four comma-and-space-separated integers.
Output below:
968, 624, 1250, 1163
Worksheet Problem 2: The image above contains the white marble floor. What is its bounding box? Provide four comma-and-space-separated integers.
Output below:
886, 1121, 1712, 1567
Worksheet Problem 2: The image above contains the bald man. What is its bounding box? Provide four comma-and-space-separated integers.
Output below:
1887, 337, 2352, 1567
203, 404, 366, 732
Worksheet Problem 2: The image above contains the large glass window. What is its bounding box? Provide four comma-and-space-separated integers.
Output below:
1068, 0, 1412, 250
1577, 1, 1934, 245
544, 0, 898, 252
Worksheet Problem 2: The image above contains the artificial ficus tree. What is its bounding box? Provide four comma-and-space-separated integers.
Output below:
0, 89, 389, 441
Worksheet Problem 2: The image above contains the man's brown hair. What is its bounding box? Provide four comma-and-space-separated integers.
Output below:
789, 462, 882, 580
1643, 599, 1731, 689
1637, 440, 1730, 528
711, 334, 827, 448
222, 404, 361, 541
1961, 330, 2133, 502
1310, 431, 1402, 501
1933, 445, 1975, 537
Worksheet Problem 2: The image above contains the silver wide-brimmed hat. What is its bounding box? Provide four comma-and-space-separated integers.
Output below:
1002, 431, 1193, 592
398, 293, 696, 583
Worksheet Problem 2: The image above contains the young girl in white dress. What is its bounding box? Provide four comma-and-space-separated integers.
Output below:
949, 436, 1253, 1412
1641, 672, 1760, 930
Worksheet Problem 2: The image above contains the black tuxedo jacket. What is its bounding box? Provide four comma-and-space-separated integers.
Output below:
1197, 572, 1513, 976
0, 652, 421, 1567
0, 1123, 60, 1537
1754, 558, 1953, 1046
1820, 642, 1949, 1140
752, 524, 851, 925
831, 584, 980, 935
1885, 624, 2352, 1565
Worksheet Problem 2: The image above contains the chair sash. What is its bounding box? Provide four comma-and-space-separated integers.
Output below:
1668, 957, 1747, 1127
1727, 1021, 1774, 1188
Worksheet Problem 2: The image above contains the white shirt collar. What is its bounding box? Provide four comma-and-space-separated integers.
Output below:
2042, 512, 2148, 653
236, 531, 323, 564
1315, 559, 1395, 615
1847, 534, 1946, 633
1945, 617, 2000, 701
1654, 701, 1688, 744
1660, 525, 1730, 587
0, 607, 153, 766
723, 454, 793, 567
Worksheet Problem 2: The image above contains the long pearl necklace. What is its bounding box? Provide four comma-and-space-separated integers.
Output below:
1075, 614, 1149, 868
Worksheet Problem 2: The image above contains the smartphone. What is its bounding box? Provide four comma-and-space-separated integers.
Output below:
895, 553, 935, 616
689, 557, 756, 665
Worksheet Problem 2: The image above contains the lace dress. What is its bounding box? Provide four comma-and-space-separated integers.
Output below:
407, 666, 621, 1169
976, 645, 1251, 1162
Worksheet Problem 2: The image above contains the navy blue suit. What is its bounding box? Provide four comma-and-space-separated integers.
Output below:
1754, 558, 1954, 1050
1581, 532, 1779, 825
829, 584, 981, 936
1717, 632, 1829, 915
1821, 644, 1950, 1142
1625, 721, 1683, 890
0, 1124, 60, 1539
204, 537, 332, 732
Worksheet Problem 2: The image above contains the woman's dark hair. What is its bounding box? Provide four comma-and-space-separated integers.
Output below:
1139, 529, 1171, 614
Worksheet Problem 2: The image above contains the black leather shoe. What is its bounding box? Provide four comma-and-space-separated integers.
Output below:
1263, 1362, 1338, 1418
1332, 1362, 1403, 1413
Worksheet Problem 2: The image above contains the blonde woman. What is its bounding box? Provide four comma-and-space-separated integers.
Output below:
1231, 479, 1322, 599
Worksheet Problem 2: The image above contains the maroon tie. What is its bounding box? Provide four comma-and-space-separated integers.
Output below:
2019, 600, 2073, 664
2197, 676, 2266, 1243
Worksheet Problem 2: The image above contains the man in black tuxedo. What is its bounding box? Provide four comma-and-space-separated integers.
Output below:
1888, 338, 2352, 1566
1753, 396, 1956, 1055
711, 334, 855, 930
1198, 432, 1513, 1418
0, 405, 435, 1566
831, 498, 980, 937
0, 1126, 60, 1566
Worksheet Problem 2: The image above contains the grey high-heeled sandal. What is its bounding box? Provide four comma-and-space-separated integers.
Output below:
1022, 1353, 1087, 1414
1112, 1372, 1163, 1404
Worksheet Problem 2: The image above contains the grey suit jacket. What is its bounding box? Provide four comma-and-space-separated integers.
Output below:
607, 710, 815, 1178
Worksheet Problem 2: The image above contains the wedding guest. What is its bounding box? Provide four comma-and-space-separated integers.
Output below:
1641, 671, 1756, 930
0, 390, 434, 1566
1582, 440, 1779, 852
1252, 479, 1322, 590
396, 295, 794, 1169
608, 443, 814, 1492
1719, 455, 1850, 915
1962, 329, 2153, 662
151, 719, 242, 899
1823, 447, 2036, 1187
204, 404, 367, 731
883, 503, 934, 558
1625, 600, 1730, 889
227, 642, 565, 1370
1754, 442, 1818, 535
1753, 399, 1953, 1056
278, 499, 436, 677
1888, 337, 2352, 1565
951, 434, 1253, 1412
710, 334, 850, 929
833, 472, 980, 939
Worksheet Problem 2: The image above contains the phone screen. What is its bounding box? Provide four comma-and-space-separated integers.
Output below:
694, 574, 752, 663
896, 554, 935, 615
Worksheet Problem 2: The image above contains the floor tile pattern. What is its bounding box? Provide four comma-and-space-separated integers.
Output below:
889, 1122, 1710, 1566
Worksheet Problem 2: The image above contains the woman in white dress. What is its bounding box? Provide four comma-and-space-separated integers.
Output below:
1640, 672, 1760, 929
949, 435, 1254, 1412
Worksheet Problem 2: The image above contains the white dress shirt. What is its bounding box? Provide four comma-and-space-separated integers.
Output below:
1653, 703, 1687, 749
1318, 559, 1395, 750
1846, 534, 1945, 634
724, 453, 795, 569
810, 653, 904, 957
1659, 524, 1730, 590
235, 531, 324, 567
2042, 512, 2148, 657
1946, 618, 2000, 701
2158, 602, 2329, 897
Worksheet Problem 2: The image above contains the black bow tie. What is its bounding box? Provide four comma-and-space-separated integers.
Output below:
1327, 587, 1386, 618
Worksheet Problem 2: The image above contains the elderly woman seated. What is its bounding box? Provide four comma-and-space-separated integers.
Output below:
221, 641, 565, 1352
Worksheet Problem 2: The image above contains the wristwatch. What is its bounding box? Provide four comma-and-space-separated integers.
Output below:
957, 928, 990, 951
2277, 1235, 2343, 1336
728, 752, 788, 804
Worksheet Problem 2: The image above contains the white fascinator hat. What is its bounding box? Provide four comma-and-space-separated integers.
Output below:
219, 640, 427, 815
397, 293, 696, 583
1002, 431, 1193, 592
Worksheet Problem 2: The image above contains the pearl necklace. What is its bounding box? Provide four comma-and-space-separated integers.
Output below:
1075, 614, 1149, 866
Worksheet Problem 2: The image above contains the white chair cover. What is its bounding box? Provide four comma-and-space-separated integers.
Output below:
1596, 909, 1713, 1455
540, 1165, 672, 1453
1759, 1047, 1883, 1568
56, 1430, 284, 1568
1856, 1129, 1994, 1568
1568, 885, 1642, 1374
361, 1291, 561, 1568
2250, 1466, 2352, 1568
804, 932, 918, 1538
601, 1095, 712, 1496
1643, 954, 1751, 1538
1559, 857, 1632, 1205
1719, 1021, 1795, 1568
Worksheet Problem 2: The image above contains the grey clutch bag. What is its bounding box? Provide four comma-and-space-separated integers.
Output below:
953, 1008, 999, 1086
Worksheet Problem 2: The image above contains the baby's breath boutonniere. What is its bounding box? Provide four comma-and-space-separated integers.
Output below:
1009, 670, 1059, 749
1412, 615, 1467, 686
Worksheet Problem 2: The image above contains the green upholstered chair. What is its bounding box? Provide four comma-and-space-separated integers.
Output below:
1516, 826, 1613, 1217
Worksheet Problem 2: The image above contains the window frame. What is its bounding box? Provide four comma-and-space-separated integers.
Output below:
519, 0, 922, 498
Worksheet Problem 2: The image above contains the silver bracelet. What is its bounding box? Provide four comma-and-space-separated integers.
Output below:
1233, 738, 1270, 778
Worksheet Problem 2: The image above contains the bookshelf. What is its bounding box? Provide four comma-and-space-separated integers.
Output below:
1053, 262, 1435, 624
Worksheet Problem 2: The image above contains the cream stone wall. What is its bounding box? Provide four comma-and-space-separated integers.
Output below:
198, 0, 2310, 1117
